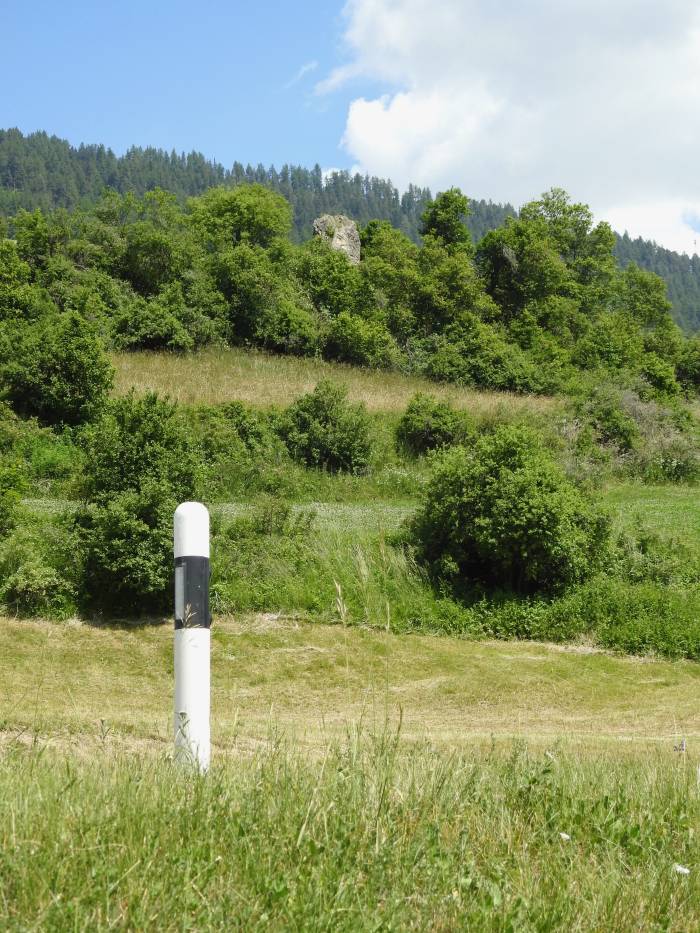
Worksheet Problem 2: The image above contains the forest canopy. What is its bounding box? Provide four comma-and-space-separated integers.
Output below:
1, 180, 698, 406
1, 128, 698, 332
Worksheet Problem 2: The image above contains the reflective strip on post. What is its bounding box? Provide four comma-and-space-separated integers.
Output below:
173, 502, 211, 772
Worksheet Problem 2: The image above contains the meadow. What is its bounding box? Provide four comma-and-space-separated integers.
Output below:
2, 348, 699, 930
111, 348, 559, 416
2, 615, 700, 929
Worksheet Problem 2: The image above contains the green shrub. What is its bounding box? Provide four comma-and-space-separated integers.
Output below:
324, 312, 400, 369
75, 482, 175, 614
78, 391, 200, 503
278, 381, 374, 474
412, 318, 551, 394
74, 392, 200, 614
254, 296, 320, 356
570, 385, 699, 483
396, 393, 474, 456
184, 402, 288, 500
676, 336, 700, 392
0, 459, 25, 536
112, 294, 193, 352
2, 558, 74, 617
0, 517, 77, 617
639, 353, 680, 397
0, 311, 113, 426
575, 385, 641, 453
410, 425, 611, 593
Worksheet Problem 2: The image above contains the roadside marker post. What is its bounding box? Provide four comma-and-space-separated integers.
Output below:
173, 502, 211, 771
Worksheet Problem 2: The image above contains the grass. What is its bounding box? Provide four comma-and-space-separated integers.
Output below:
16, 482, 700, 657
2, 615, 700, 929
111, 346, 560, 416
605, 481, 700, 559
1, 739, 698, 930
2, 615, 699, 750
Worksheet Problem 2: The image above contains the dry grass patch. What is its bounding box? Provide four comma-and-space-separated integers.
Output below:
112, 347, 560, 416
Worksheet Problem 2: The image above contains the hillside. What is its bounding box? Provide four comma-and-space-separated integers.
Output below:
2, 127, 699, 331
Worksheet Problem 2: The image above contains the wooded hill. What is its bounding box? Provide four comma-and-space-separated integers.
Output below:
1, 128, 698, 331
2, 181, 699, 406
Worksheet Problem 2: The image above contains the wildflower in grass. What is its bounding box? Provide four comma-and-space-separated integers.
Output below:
559, 832, 571, 841
673, 864, 690, 876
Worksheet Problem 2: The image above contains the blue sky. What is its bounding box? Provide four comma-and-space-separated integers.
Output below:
2, 0, 700, 254
1, 0, 356, 169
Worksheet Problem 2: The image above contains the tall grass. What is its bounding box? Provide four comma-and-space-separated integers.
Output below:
1, 738, 697, 930
112, 347, 560, 416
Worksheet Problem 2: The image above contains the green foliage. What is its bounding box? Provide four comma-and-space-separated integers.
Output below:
396, 393, 474, 456
576, 385, 641, 453
295, 238, 373, 318
676, 335, 700, 390
0, 458, 25, 536
189, 184, 292, 249
1, 128, 697, 334
78, 391, 200, 503
119, 221, 191, 296
410, 426, 611, 593
278, 380, 374, 474
73, 392, 200, 613
0, 238, 36, 319
254, 295, 320, 356
0, 311, 113, 426
76, 481, 176, 614
413, 317, 550, 393
0, 514, 77, 617
572, 385, 699, 483
419, 187, 472, 251
325, 311, 400, 368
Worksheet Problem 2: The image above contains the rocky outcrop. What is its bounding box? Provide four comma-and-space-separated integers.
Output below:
312, 214, 361, 265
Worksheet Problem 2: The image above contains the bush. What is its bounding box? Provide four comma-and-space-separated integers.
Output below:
112, 294, 193, 352
0, 311, 113, 426
0, 517, 77, 618
254, 295, 320, 356
75, 482, 176, 615
0, 459, 25, 536
278, 380, 373, 473
410, 425, 611, 594
74, 392, 200, 614
78, 391, 200, 503
572, 385, 699, 482
412, 318, 552, 394
324, 312, 400, 369
575, 385, 641, 453
396, 393, 474, 456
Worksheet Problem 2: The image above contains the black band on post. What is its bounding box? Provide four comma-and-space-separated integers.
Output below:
174, 555, 211, 629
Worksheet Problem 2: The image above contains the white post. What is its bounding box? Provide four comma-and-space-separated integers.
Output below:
173, 502, 211, 772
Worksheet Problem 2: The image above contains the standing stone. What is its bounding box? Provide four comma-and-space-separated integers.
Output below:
312, 214, 361, 265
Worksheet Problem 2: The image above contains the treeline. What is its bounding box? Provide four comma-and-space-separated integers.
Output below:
0, 129, 520, 246
1, 182, 699, 415
615, 233, 700, 332
3, 129, 699, 332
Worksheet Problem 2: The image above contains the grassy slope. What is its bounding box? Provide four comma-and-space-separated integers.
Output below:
2, 615, 699, 751
3, 354, 699, 929
111, 347, 559, 416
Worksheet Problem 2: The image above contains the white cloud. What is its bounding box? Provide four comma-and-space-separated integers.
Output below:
323, 0, 700, 254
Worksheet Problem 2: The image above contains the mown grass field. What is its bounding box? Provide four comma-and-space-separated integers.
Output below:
4, 615, 700, 750
2, 615, 700, 929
